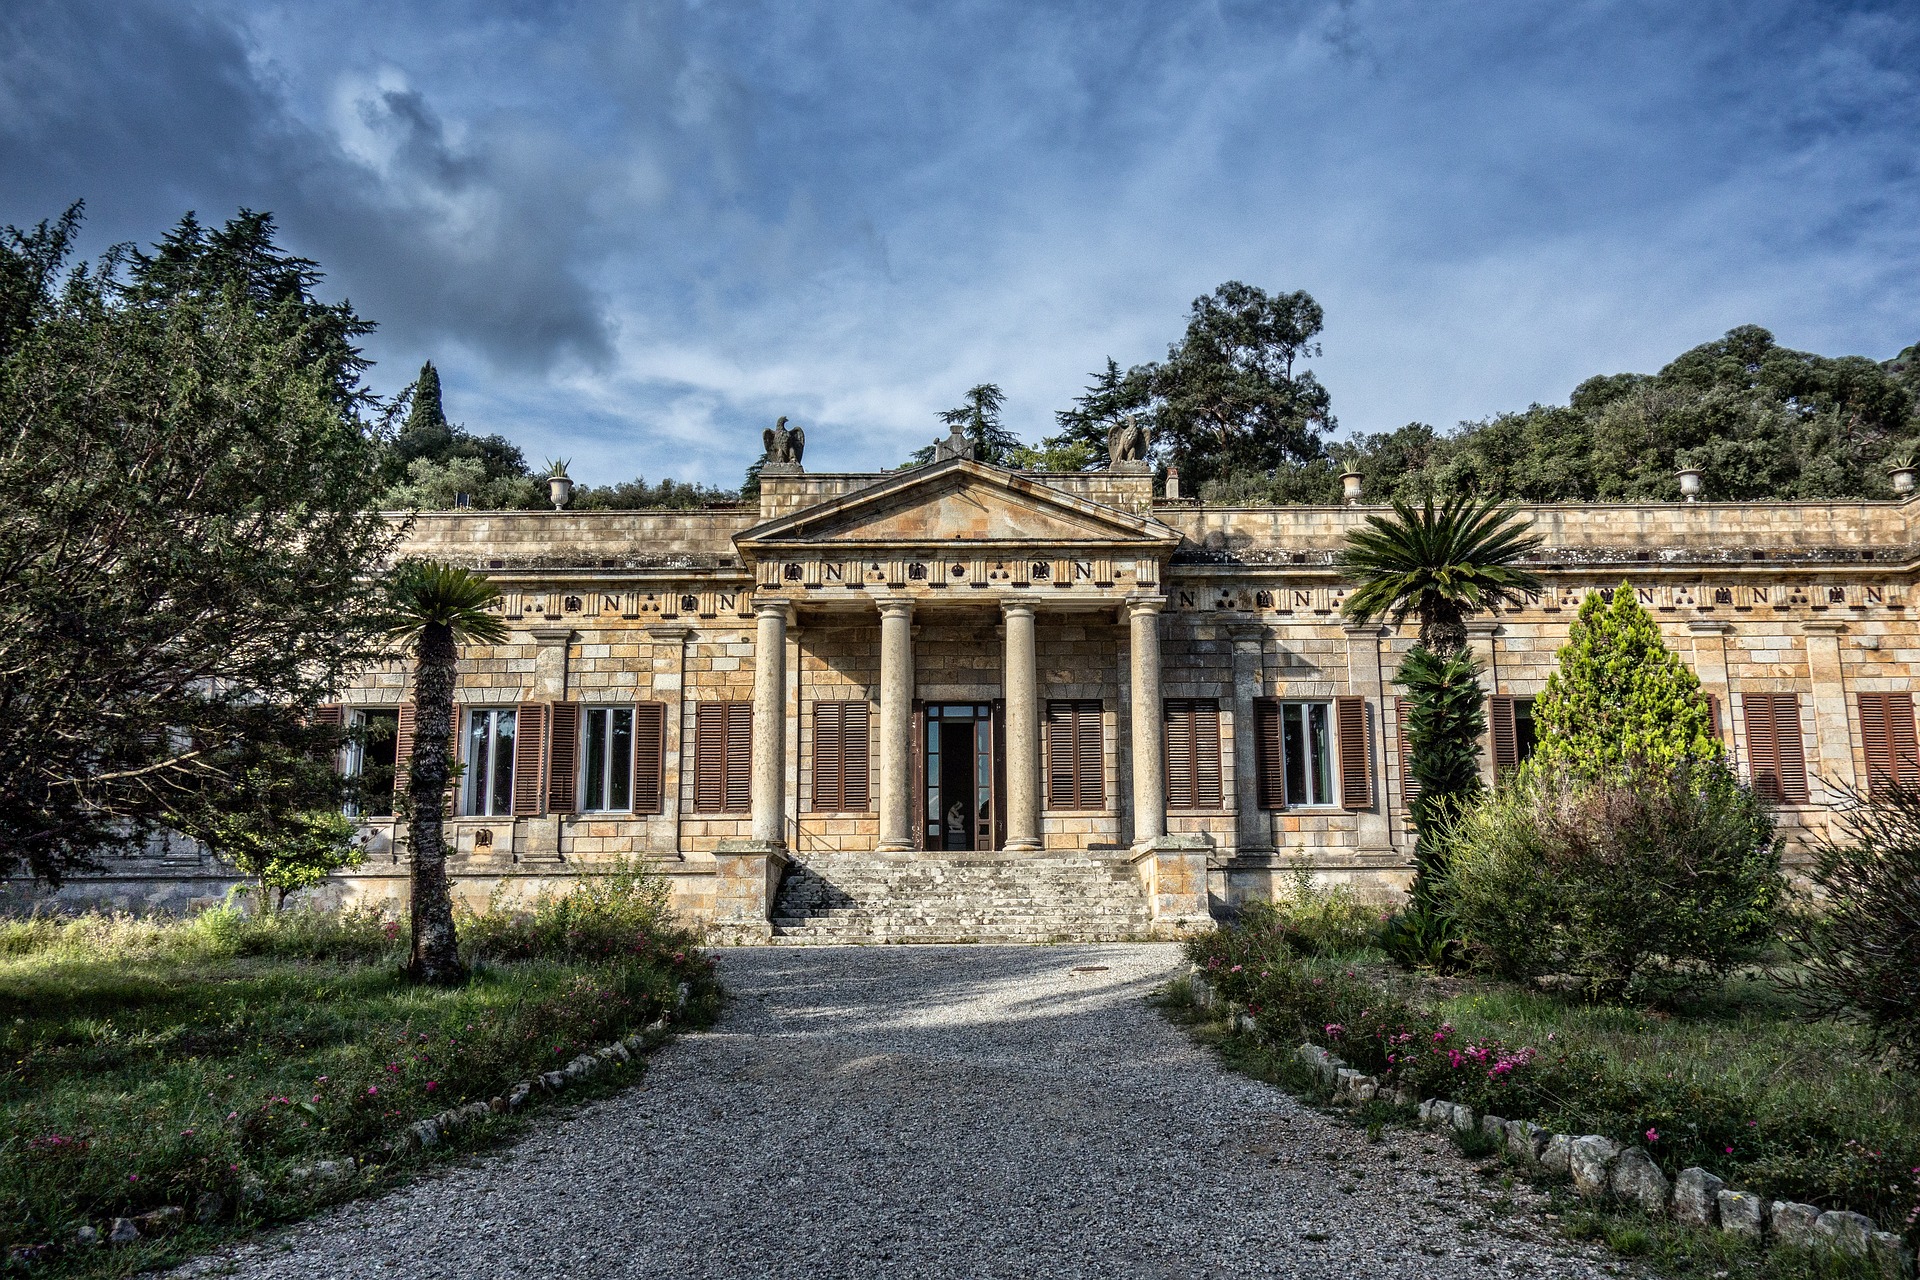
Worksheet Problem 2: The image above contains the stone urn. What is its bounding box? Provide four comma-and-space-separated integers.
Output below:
1340, 471, 1364, 504
1675, 467, 1703, 502
546, 461, 574, 510
1890, 461, 1916, 497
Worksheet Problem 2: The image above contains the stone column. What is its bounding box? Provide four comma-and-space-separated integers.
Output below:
750, 601, 789, 848
1228, 622, 1270, 857
1128, 595, 1168, 846
876, 597, 916, 851
1001, 600, 1042, 851
1803, 620, 1854, 806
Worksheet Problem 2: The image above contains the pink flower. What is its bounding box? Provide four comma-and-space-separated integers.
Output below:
1646, 1128, 1659, 1143
367, 1085, 379, 1096
128, 1174, 139, 1183
425, 1081, 439, 1092
1229, 964, 1243, 973
1725, 1146, 1734, 1155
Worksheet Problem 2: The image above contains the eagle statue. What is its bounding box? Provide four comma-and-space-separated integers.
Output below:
762, 416, 805, 465
1108, 414, 1149, 466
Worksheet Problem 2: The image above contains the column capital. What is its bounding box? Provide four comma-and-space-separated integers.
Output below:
1802, 620, 1849, 635
1124, 593, 1167, 618
1341, 622, 1387, 637
875, 596, 916, 620
527, 627, 576, 645
1228, 621, 1266, 644
1000, 598, 1038, 620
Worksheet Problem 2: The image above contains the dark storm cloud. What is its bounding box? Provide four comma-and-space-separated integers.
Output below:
0, 0, 614, 372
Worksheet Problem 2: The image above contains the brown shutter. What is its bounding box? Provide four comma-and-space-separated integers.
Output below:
315, 704, 344, 729
1046, 701, 1076, 808
1890, 693, 1920, 793
1047, 700, 1103, 809
1077, 701, 1104, 809
1744, 693, 1808, 804
1255, 698, 1284, 810
913, 701, 927, 849
991, 699, 1007, 850
694, 704, 726, 813
632, 702, 666, 815
813, 702, 845, 811
725, 702, 753, 812
842, 701, 870, 811
511, 701, 547, 816
1165, 700, 1222, 810
1489, 694, 1517, 781
1165, 702, 1194, 810
393, 701, 416, 794
547, 702, 580, 814
1394, 696, 1420, 808
1336, 694, 1371, 810
1705, 693, 1722, 741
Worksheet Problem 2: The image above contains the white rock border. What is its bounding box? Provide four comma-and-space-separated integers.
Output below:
1186, 969, 1915, 1279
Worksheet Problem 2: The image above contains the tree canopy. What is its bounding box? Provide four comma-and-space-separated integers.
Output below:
0, 204, 399, 880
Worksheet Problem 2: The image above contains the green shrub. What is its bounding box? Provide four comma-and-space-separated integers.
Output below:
460, 861, 689, 965
1785, 782, 1920, 1061
1396, 645, 1486, 897
1234, 869, 1383, 958
1439, 756, 1781, 1003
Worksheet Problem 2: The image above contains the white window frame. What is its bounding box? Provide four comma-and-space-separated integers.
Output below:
463, 707, 518, 817
342, 707, 399, 819
581, 705, 636, 813
1277, 699, 1336, 809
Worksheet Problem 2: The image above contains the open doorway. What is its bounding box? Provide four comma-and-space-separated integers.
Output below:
924, 703, 994, 850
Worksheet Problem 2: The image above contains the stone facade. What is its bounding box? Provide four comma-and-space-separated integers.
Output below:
24, 456, 1920, 937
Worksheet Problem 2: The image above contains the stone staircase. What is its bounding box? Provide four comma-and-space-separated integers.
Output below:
768, 850, 1159, 943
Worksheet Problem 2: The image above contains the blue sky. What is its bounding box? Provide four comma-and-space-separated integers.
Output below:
4, 1, 1917, 486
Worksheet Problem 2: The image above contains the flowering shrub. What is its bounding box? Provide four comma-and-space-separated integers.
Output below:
1187, 922, 1920, 1242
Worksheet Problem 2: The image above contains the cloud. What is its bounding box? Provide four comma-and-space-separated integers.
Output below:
4, 0, 1918, 487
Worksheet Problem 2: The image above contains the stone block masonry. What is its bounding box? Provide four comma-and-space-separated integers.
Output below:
21, 455, 1920, 942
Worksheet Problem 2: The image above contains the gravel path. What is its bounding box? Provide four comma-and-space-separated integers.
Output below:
175, 944, 1634, 1279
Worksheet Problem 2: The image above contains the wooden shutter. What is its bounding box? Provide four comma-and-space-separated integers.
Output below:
840, 701, 870, 810
694, 704, 726, 813
1255, 698, 1285, 810
393, 701, 416, 794
812, 702, 870, 812
510, 701, 547, 816
1857, 691, 1920, 799
547, 702, 580, 814
1046, 700, 1104, 809
1705, 693, 1723, 741
725, 702, 753, 812
1393, 697, 1419, 809
1336, 695, 1371, 810
1165, 700, 1223, 810
1489, 694, 1517, 781
314, 704, 344, 729
1744, 693, 1809, 804
631, 702, 666, 815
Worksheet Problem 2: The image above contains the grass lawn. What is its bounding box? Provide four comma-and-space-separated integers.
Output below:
0, 883, 720, 1277
1185, 913, 1920, 1261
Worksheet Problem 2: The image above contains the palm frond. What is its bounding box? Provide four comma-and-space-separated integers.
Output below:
383, 560, 511, 647
1336, 494, 1544, 628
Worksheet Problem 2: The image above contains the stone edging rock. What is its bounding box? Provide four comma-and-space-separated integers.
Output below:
65, 984, 691, 1254
1187, 972, 1915, 1279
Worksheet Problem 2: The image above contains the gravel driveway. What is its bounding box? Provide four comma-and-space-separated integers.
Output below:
175, 944, 1631, 1279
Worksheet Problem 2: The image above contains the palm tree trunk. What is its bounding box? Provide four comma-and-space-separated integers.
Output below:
406, 623, 466, 985
1420, 603, 1469, 656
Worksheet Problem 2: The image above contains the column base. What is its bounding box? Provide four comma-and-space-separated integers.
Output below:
1000, 837, 1044, 853
875, 838, 917, 853
710, 839, 789, 944
1130, 834, 1216, 935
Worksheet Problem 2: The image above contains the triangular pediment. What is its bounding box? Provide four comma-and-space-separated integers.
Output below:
736, 459, 1178, 553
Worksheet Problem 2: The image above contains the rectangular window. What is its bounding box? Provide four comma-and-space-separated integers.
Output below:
1046, 700, 1104, 810
1742, 692, 1809, 804
1164, 699, 1222, 809
1856, 691, 1920, 799
812, 701, 871, 812
694, 702, 752, 814
463, 707, 517, 816
582, 707, 635, 812
343, 708, 399, 818
1255, 699, 1334, 809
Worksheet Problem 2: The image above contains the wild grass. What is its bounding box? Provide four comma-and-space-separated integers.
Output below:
0, 869, 718, 1277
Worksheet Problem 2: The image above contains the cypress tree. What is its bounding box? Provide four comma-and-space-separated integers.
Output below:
1533, 580, 1720, 773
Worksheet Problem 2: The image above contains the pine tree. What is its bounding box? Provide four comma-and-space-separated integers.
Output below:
1533, 580, 1720, 773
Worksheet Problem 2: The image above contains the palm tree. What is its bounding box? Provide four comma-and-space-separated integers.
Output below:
1336, 495, 1544, 653
385, 561, 508, 985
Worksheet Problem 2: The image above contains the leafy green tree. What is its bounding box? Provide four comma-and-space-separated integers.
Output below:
1532, 583, 1721, 774
380, 361, 532, 501
1397, 645, 1487, 891
908, 383, 1023, 467
382, 456, 542, 512
384, 561, 509, 985
0, 205, 397, 881
1336, 495, 1543, 655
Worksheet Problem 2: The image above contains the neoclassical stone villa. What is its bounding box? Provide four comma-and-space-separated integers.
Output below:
43, 441, 1920, 941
